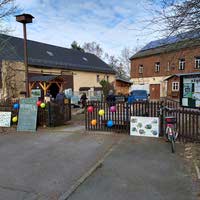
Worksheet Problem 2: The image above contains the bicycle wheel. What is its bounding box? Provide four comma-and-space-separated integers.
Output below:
171, 138, 175, 153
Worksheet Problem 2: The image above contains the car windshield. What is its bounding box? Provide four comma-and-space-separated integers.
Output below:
132, 90, 147, 95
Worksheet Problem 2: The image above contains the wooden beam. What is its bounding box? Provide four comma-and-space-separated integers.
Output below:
56, 82, 61, 89
44, 82, 47, 95
39, 82, 45, 90
46, 83, 52, 91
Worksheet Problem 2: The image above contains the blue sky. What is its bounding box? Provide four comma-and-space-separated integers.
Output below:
6, 0, 162, 56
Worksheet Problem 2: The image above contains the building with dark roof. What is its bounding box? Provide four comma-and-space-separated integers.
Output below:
0, 34, 115, 98
130, 31, 200, 100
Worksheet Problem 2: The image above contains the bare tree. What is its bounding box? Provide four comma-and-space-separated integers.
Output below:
70, 41, 84, 52
147, 0, 200, 35
0, 0, 17, 33
82, 41, 103, 58
118, 47, 135, 76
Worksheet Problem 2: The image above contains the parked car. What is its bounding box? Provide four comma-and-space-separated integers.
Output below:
128, 90, 148, 103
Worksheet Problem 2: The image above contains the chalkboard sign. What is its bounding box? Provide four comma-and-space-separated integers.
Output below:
17, 97, 38, 132
0, 112, 11, 127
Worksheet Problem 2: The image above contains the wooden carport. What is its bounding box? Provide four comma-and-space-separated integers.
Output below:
29, 75, 65, 96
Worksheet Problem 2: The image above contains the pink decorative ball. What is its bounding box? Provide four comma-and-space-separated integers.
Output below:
110, 106, 116, 112
87, 106, 94, 113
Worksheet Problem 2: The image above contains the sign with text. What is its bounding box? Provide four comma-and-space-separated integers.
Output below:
17, 97, 38, 132
130, 116, 159, 137
181, 76, 200, 108
0, 112, 11, 127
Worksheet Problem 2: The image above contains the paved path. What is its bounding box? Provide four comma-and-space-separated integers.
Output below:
68, 136, 199, 200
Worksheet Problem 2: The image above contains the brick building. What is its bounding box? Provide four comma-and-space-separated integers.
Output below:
130, 31, 200, 100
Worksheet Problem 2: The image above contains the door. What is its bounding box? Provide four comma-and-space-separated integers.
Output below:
150, 84, 160, 100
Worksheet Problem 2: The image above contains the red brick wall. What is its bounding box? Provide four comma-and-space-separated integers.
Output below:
131, 46, 200, 78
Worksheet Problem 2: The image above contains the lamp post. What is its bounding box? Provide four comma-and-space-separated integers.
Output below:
16, 13, 34, 97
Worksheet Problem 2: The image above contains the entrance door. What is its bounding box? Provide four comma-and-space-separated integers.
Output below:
150, 84, 160, 100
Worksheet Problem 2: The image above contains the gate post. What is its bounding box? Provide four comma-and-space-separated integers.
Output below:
159, 101, 164, 137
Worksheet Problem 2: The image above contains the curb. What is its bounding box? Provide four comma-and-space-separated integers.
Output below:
58, 137, 124, 200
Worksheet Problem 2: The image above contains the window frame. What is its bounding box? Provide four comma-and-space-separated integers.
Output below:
97, 75, 100, 82
167, 62, 170, 71
139, 65, 143, 74
106, 75, 109, 82
155, 62, 160, 72
195, 57, 200, 69
178, 59, 185, 70
172, 82, 179, 92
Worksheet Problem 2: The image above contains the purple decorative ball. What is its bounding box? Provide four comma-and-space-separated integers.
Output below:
110, 106, 116, 112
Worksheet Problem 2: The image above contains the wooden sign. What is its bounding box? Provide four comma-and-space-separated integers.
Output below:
0, 112, 11, 127
17, 97, 38, 132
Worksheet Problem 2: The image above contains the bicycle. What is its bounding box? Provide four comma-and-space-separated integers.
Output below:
158, 106, 179, 153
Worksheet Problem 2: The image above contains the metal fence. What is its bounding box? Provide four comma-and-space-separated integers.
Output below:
85, 101, 200, 142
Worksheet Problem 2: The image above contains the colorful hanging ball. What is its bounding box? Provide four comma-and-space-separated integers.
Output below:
36, 101, 42, 107
13, 103, 19, 110
40, 103, 46, 108
91, 119, 97, 126
98, 109, 105, 116
107, 120, 114, 128
12, 116, 18, 123
87, 106, 94, 113
110, 106, 116, 112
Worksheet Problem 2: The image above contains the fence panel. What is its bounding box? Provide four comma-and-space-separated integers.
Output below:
85, 100, 200, 142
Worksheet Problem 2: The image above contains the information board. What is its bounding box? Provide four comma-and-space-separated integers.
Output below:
181, 76, 200, 108
130, 116, 159, 137
0, 112, 11, 127
17, 97, 38, 132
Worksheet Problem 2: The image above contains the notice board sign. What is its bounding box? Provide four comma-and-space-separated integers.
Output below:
130, 116, 159, 137
180, 75, 200, 108
17, 97, 38, 132
0, 112, 11, 127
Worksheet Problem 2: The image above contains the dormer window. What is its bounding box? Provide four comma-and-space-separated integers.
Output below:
179, 59, 185, 70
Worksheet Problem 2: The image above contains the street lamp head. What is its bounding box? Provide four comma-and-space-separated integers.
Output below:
16, 13, 34, 24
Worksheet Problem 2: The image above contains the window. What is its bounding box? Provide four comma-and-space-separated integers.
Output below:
179, 59, 185, 70
97, 75, 100, 82
172, 82, 179, 91
155, 62, 160, 72
195, 57, 200, 69
167, 62, 170, 71
139, 65, 143, 74
107, 76, 109, 82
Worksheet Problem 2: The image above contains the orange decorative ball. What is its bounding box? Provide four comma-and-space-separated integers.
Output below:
91, 119, 97, 126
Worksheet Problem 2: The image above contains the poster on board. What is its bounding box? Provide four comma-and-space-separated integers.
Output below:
0, 112, 11, 127
17, 97, 38, 132
130, 116, 159, 137
181, 76, 200, 108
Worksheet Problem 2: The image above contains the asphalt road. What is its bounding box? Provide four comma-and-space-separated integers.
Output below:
68, 136, 198, 200
0, 132, 121, 200
0, 131, 198, 200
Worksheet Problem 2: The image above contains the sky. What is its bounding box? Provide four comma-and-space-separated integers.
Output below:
5, 0, 162, 57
